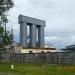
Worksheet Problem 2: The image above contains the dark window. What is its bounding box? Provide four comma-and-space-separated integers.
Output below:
41, 51, 44, 53
47, 51, 50, 53
29, 51, 33, 53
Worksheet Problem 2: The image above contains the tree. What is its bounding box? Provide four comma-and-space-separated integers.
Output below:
0, 0, 14, 62
0, 0, 14, 16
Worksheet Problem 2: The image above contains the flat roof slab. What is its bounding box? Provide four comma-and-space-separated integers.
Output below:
18, 15, 45, 27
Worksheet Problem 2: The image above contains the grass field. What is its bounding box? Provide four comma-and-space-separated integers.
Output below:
0, 63, 75, 75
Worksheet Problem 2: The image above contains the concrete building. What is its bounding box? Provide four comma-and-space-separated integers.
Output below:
66, 45, 75, 49
18, 15, 45, 48
61, 44, 75, 52
20, 48, 57, 53
13, 45, 57, 53
12, 43, 57, 53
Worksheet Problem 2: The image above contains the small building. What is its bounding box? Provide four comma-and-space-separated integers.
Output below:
20, 47, 57, 53
61, 44, 75, 52
12, 43, 57, 53
66, 45, 75, 49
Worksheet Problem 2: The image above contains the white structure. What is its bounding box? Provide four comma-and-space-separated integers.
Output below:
20, 48, 57, 53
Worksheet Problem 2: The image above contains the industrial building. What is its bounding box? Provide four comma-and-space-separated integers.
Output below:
17, 15, 57, 53
18, 15, 45, 48
62, 44, 75, 52
13, 43, 56, 53
5, 15, 57, 54
3, 15, 75, 64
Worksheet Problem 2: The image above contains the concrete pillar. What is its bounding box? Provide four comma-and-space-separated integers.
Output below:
29, 24, 36, 48
20, 22, 27, 48
38, 26, 44, 48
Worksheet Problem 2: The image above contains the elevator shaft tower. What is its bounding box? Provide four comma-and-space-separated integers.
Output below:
18, 15, 45, 48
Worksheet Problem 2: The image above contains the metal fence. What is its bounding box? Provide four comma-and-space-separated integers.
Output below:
1, 52, 75, 64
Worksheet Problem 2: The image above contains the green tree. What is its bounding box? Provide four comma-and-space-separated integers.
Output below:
0, 0, 14, 16
0, 0, 14, 62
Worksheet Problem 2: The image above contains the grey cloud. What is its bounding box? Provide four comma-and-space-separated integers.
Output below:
7, 0, 75, 48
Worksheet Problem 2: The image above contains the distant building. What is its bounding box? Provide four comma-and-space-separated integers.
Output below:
13, 44, 57, 53
66, 45, 75, 49
61, 44, 75, 52
20, 47, 57, 53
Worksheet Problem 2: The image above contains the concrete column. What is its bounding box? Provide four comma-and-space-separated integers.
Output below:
38, 26, 44, 48
20, 22, 27, 48
29, 24, 36, 48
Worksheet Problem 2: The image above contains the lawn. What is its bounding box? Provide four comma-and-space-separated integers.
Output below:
0, 63, 75, 75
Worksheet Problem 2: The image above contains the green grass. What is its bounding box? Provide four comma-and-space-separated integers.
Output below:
0, 63, 75, 75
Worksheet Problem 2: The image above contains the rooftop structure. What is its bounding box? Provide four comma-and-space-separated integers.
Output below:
18, 15, 46, 48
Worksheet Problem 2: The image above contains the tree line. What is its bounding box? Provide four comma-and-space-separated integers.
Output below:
0, 0, 14, 62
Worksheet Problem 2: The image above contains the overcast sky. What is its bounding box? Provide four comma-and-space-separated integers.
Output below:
7, 0, 75, 48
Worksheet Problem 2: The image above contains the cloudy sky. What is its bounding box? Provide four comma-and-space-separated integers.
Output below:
7, 0, 75, 48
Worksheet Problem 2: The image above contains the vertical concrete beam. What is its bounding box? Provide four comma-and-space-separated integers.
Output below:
29, 24, 36, 48
38, 26, 44, 48
20, 22, 27, 48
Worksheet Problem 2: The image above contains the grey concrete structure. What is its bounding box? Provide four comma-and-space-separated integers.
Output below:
18, 15, 45, 48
